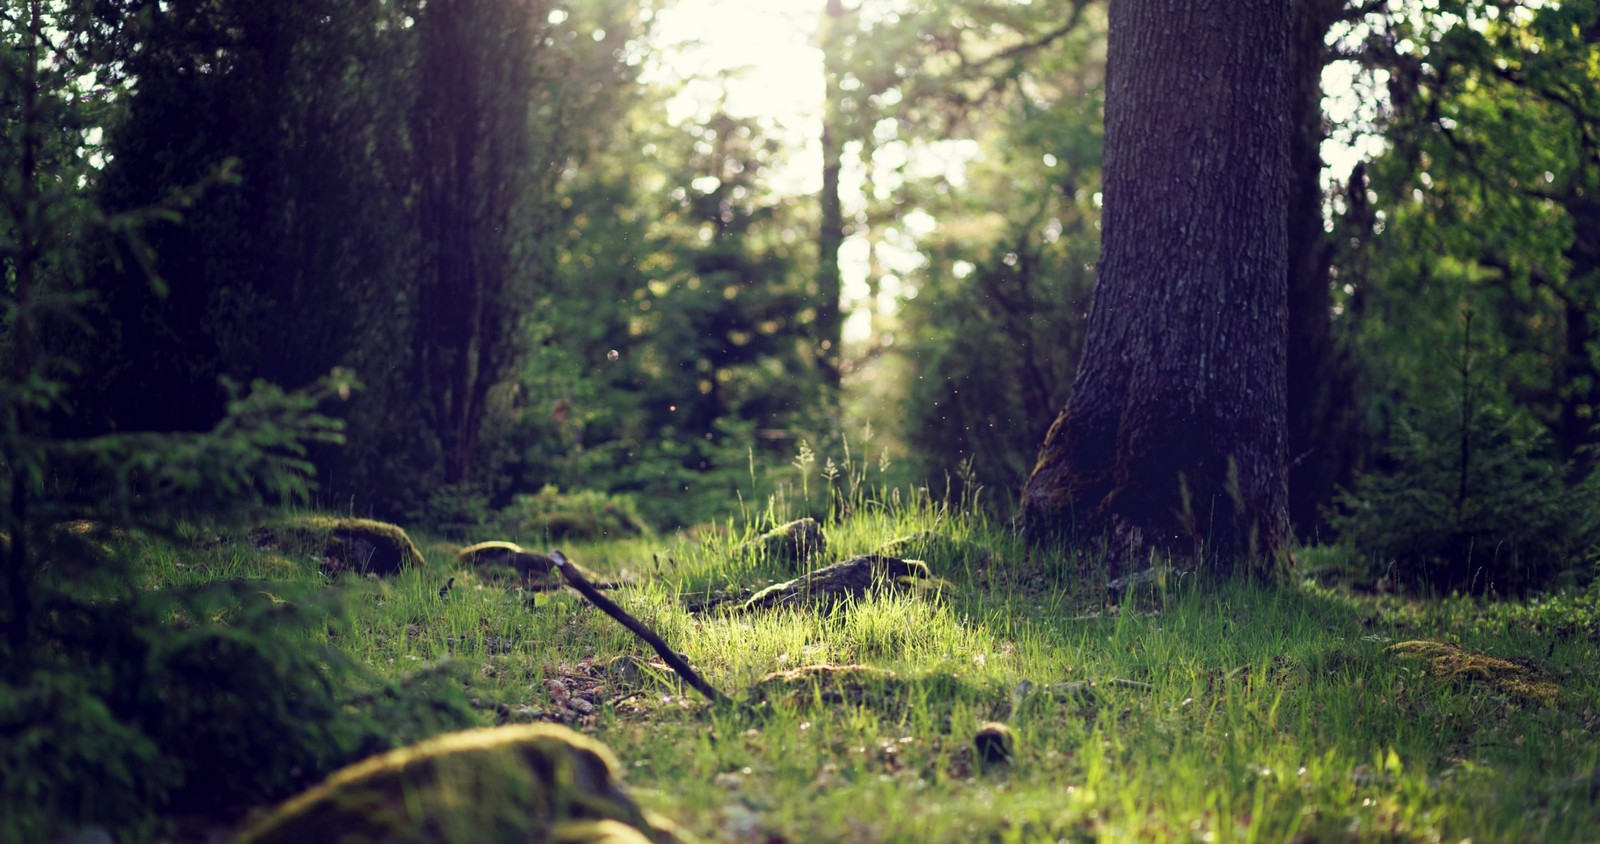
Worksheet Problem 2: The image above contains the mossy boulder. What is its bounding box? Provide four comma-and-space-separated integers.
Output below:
457, 541, 557, 588
973, 722, 1016, 766
739, 555, 944, 612
250, 516, 424, 577
232, 724, 688, 844
737, 518, 826, 569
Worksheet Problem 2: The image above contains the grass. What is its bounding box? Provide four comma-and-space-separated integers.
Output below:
128, 494, 1600, 842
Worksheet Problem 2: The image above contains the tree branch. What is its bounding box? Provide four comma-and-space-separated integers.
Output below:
550, 550, 729, 705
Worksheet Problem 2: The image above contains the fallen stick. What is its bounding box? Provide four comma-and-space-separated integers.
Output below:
550, 550, 729, 705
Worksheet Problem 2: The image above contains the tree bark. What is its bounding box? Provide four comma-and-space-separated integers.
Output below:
815, 0, 847, 391
1022, 0, 1293, 579
1285, 0, 1359, 536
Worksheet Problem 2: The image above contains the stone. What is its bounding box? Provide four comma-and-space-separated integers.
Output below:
738, 555, 941, 612
232, 724, 688, 844
973, 721, 1016, 766
458, 541, 557, 587
250, 516, 424, 577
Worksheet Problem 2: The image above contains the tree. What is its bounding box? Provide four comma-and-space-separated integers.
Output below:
1021, 0, 1293, 578
815, 0, 847, 393
1284, 0, 1363, 535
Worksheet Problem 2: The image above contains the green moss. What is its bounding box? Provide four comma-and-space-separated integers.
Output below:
1386, 640, 1561, 702
249, 516, 424, 577
233, 724, 688, 844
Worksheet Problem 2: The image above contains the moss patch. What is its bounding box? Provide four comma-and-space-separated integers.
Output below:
233, 724, 688, 844
1386, 640, 1561, 703
250, 516, 423, 577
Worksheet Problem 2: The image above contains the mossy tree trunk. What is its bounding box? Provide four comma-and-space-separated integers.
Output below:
1022, 0, 1293, 580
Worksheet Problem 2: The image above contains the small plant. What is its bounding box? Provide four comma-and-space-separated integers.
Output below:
792, 439, 817, 501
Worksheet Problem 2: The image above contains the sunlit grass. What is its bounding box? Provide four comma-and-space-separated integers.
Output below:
123, 492, 1600, 842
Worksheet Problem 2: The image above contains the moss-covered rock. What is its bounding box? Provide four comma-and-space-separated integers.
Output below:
973, 722, 1016, 766
738, 555, 942, 612
232, 724, 688, 844
326, 519, 424, 576
457, 541, 557, 588
250, 516, 424, 577
738, 518, 826, 569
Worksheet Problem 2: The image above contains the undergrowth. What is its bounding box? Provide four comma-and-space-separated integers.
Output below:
75, 492, 1600, 842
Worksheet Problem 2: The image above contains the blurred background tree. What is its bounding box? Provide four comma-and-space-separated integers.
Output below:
6, 0, 1593, 583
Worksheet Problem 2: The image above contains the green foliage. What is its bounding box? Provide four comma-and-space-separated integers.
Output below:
830, 0, 1107, 499
0, 671, 175, 844
1329, 404, 1599, 591
0, 7, 470, 838
504, 102, 831, 529
492, 485, 651, 543
68, 0, 648, 517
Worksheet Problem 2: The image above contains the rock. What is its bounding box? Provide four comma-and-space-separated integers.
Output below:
250, 516, 424, 577
738, 555, 941, 612
232, 724, 688, 844
738, 518, 826, 569
325, 519, 424, 576
973, 721, 1016, 766
458, 541, 558, 587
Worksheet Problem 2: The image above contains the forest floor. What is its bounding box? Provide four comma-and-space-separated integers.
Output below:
139, 498, 1600, 843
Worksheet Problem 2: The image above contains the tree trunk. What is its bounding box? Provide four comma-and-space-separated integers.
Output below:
815, 0, 846, 391
1022, 0, 1293, 579
1285, 0, 1359, 537
410, 0, 538, 487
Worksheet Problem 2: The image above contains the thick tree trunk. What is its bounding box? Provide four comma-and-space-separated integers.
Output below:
1022, 0, 1293, 579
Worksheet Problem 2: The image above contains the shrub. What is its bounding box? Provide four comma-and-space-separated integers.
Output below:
1328, 406, 1600, 591
492, 485, 651, 541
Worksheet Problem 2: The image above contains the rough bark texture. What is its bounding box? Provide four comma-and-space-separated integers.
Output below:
1022, 0, 1292, 578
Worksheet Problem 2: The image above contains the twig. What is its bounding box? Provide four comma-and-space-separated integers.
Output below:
550, 550, 729, 705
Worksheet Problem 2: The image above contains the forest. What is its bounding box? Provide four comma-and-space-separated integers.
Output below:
2, 0, 1598, 841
